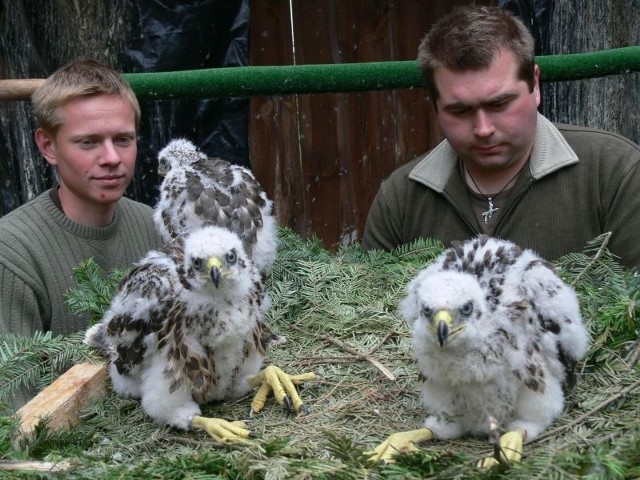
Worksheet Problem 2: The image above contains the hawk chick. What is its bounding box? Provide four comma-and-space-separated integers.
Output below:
370, 235, 589, 466
153, 138, 278, 273
85, 226, 313, 442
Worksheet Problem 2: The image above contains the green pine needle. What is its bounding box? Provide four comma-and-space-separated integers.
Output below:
0, 229, 638, 479
63, 258, 126, 326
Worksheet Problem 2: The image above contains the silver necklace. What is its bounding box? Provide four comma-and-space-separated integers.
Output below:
464, 162, 527, 223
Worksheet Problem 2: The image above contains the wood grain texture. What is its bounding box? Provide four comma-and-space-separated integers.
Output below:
540, 0, 639, 145
249, 0, 491, 249
16, 362, 107, 439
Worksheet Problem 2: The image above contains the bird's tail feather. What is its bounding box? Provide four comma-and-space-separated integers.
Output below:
84, 322, 111, 355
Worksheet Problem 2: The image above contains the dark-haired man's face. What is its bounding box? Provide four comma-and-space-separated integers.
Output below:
433, 49, 540, 177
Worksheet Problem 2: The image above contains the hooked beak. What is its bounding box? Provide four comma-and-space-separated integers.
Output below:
207, 257, 223, 288
435, 310, 452, 348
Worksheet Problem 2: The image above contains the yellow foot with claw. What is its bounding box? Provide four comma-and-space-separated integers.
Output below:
191, 415, 252, 444
248, 365, 316, 415
366, 428, 434, 464
478, 429, 525, 468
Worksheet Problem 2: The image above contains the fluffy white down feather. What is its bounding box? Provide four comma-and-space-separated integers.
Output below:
400, 235, 589, 441
85, 226, 266, 430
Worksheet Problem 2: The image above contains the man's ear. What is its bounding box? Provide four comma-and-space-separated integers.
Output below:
34, 128, 58, 166
532, 64, 541, 106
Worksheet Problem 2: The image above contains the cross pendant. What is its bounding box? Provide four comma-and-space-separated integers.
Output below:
481, 197, 499, 223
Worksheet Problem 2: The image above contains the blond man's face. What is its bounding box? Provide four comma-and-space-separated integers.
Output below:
35, 94, 137, 211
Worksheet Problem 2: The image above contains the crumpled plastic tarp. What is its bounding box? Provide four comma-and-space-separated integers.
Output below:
498, 0, 552, 55
123, 0, 251, 204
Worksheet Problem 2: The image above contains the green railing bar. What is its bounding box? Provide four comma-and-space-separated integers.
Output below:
122, 46, 640, 99
537, 46, 640, 81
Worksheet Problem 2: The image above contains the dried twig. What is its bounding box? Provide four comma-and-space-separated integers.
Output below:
289, 324, 395, 380
570, 231, 611, 287
536, 375, 640, 442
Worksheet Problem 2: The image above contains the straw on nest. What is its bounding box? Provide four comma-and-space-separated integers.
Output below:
1, 229, 639, 479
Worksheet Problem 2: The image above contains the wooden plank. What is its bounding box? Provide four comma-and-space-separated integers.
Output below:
16, 362, 108, 439
0, 79, 44, 101
248, 0, 500, 249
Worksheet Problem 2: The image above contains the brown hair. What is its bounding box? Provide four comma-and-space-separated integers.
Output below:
31, 59, 141, 132
417, 6, 536, 104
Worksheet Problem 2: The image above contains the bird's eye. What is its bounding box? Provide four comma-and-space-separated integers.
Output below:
193, 258, 204, 271
421, 307, 432, 318
460, 301, 473, 317
225, 249, 237, 265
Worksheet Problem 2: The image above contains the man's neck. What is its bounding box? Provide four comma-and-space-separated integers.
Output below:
463, 157, 529, 196
56, 185, 117, 227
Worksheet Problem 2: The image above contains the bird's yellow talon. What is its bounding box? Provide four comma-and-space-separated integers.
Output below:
366, 428, 434, 464
250, 381, 271, 414
477, 457, 500, 468
191, 415, 252, 444
289, 372, 318, 384
248, 365, 314, 414
478, 429, 524, 468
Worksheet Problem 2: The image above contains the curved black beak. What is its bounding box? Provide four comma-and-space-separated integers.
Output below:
437, 320, 449, 348
210, 265, 221, 288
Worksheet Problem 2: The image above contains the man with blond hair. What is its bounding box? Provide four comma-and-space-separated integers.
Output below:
0, 59, 161, 336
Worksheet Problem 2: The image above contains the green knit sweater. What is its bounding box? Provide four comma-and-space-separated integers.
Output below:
0, 191, 162, 335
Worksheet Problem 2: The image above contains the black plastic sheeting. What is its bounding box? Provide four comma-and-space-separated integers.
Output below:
498, 0, 552, 55
122, 0, 251, 206
0, 0, 250, 214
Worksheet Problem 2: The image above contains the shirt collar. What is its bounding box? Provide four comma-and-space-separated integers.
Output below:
409, 112, 579, 191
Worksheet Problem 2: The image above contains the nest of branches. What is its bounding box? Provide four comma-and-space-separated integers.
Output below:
1, 229, 638, 479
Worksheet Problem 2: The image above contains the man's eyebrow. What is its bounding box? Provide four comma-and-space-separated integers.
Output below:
484, 92, 519, 105
68, 130, 137, 140
442, 92, 519, 111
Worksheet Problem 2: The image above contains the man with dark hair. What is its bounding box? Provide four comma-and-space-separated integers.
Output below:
362, 6, 640, 268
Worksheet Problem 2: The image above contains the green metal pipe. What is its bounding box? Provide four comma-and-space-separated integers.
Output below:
122, 46, 640, 99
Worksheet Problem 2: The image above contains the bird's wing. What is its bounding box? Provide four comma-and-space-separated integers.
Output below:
157, 301, 217, 402
185, 169, 232, 227
154, 167, 191, 242
507, 257, 589, 391
101, 257, 176, 376
195, 158, 268, 250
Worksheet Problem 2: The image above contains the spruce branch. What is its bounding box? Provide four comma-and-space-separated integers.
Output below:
63, 257, 123, 325
289, 323, 396, 380
536, 375, 640, 443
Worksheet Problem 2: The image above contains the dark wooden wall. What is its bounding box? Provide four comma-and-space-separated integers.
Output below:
541, 2, 639, 147
249, 0, 494, 250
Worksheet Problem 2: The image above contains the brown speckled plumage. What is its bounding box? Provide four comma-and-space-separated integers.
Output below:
400, 235, 590, 442
153, 139, 278, 273
85, 226, 269, 431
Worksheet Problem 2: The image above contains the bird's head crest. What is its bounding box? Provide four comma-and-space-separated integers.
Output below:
157, 138, 207, 176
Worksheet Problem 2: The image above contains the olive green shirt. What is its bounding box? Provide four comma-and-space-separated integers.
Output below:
0, 190, 162, 335
362, 114, 640, 268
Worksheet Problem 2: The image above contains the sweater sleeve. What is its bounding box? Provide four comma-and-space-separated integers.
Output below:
0, 262, 46, 336
601, 155, 640, 269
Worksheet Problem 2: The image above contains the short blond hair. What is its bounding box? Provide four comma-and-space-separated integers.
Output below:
31, 59, 140, 132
